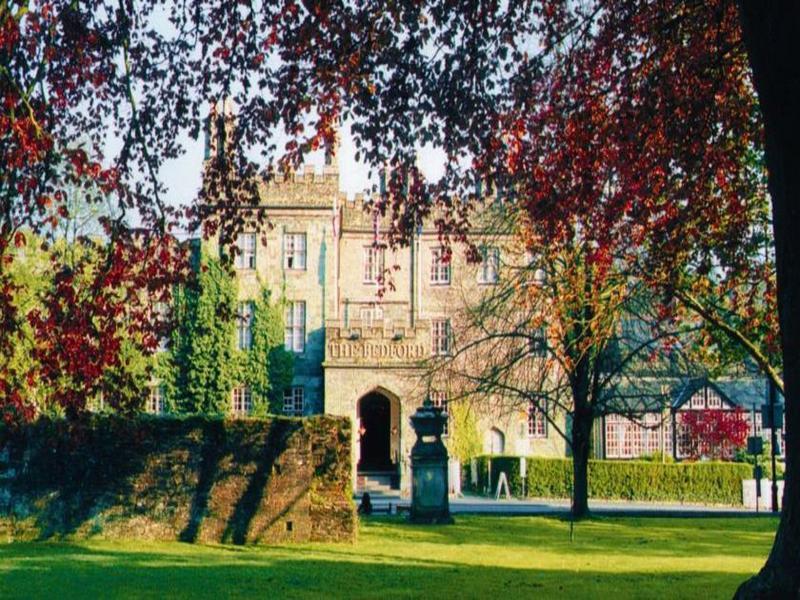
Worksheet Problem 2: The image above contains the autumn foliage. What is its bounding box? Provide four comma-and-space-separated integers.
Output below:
679, 408, 750, 461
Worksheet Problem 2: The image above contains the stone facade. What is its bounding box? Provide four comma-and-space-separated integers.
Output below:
208, 155, 567, 494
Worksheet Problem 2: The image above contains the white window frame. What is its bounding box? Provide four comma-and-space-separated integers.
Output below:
528, 398, 547, 438
430, 247, 451, 285
359, 305, 384, 327
690, 390, 705, 409
284, 232, 307, 270
430, 391, 449, 435
147, 386, 165, 414
284, 301, 306, 353
283, 386, 305, 417
235, 233, 256, 270
529, 328, 547, 357
237, 301, 254, 351
431, 319, 451, 356
478, 246, 500, 284
707, 390, 722, 409
231, 386, 252, 416
363, 246, 385, 284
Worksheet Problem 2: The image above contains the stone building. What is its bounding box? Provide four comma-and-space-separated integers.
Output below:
203, 136, 566, 494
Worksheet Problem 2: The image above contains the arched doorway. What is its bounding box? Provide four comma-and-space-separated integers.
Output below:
486, 427, 505, 455
357, 390, 399, 474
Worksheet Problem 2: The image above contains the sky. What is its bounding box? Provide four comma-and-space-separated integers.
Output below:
129, 9, 448, 226
155, 117, 447, 218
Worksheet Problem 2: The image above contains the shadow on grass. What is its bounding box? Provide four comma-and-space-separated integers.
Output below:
353, 514, 779, 560
0, 540, 761, 600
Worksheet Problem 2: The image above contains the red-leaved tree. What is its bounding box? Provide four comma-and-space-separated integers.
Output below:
2, 0, 798, 595
679, 408, 750, 461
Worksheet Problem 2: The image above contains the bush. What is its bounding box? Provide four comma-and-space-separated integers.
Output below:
471, 455, 752, 505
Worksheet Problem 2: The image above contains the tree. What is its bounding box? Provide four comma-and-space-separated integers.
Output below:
240, 287, 295, 416
432, 219, 692, 517
446, 401, 482, 464
169, 251, 237, 414
3, 0, 797, 593
678, 408, 750, 461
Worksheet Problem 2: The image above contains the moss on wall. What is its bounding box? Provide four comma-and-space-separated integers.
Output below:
0, 415, 355, 544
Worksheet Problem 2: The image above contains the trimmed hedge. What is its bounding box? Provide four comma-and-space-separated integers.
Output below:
470, 455, 752, 505
472, 456, 525, 497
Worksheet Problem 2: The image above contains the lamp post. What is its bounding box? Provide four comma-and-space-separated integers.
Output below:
769, 381, 779, 513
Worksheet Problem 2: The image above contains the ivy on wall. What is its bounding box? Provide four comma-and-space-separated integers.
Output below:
159, 246, 294, 416
446, 401, 483, 462
237, 287, 295, 416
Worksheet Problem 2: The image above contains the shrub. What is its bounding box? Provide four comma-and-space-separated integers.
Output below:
471, 455, 752, 505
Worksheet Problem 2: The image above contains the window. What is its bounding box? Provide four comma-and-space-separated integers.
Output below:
359, 305, 384, 327
231, 386, 252, 416
284, 301, 306, 353
707, 390, 722, 408
153, 302, 170, 351
363, 246, 385, 284
430, 247, 451, 285
523, 251, 547, 287
605, 414, 622, 458
430, 391, 449, 435
147, 386, 165, 414
235, 233, 256, 270
283, 387, 304, 417
237, 301, 253, 350
529, 328, 547, 357
478, 246, 500, 284
528, 398, 547, 438
284, 233, 307, 270
431, 319, 451, 356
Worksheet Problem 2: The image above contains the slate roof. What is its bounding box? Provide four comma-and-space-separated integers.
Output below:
602, 376, 783, 414
672, 377, 784, 411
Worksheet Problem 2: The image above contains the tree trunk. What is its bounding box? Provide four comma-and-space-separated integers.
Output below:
736, 3, 800, 598
571, 405, 593, 519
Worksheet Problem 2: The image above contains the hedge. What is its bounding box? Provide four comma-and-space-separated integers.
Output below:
469, 455, 752, 506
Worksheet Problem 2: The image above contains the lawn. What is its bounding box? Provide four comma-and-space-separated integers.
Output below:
0, 515, 778, 599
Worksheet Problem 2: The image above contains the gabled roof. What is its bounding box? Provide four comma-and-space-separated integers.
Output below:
602, 376, 783, 415
671, 377, 783, 411
600, 377, 678, 414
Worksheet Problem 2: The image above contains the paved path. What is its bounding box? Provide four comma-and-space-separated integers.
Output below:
355, 493, 780, 518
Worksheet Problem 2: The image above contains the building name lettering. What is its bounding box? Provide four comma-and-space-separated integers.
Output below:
328, 340, 427, 361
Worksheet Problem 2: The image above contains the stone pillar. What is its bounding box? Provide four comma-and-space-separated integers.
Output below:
408, 398, 454, 524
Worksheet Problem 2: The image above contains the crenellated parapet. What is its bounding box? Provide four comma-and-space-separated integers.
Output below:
256, 165, 340, 209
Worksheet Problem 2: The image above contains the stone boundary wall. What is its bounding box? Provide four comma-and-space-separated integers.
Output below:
0, 415, 355, 544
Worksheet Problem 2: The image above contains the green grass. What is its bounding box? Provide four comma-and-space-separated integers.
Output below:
0, 515, 778, 599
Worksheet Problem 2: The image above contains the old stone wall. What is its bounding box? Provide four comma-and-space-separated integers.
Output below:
0, 415, 355, 544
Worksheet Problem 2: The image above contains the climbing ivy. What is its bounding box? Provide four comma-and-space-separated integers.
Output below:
235, 287, 295, 416
163, 246, 293, 416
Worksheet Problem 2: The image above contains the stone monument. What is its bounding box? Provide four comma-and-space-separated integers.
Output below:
409, 398, 454, 524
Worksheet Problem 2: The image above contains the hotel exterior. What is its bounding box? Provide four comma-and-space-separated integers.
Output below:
206, 151, 566, 495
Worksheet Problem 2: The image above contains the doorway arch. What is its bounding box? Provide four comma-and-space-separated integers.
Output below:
486, 427, 506, 455
357, 389, 400, 473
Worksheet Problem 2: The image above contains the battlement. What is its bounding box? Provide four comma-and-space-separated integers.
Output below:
256, 164, 339, 208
